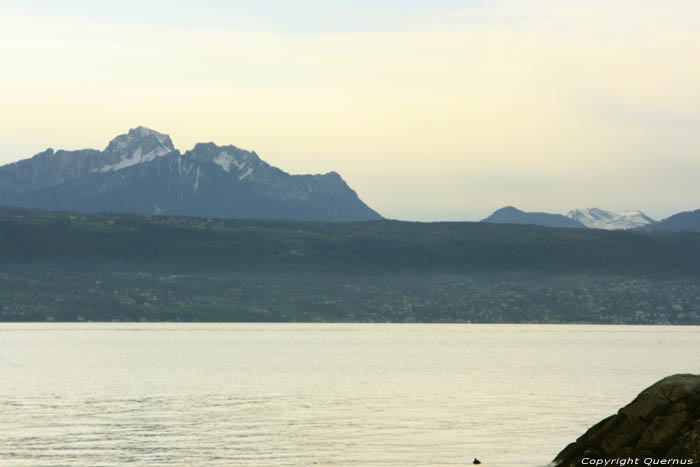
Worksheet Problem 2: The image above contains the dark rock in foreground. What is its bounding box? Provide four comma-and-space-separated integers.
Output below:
552, 374, 700, 466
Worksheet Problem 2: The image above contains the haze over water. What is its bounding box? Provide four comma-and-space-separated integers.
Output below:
1, 323, 698, 466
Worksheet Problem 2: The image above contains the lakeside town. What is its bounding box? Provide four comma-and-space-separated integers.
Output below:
2, 269, 697, 324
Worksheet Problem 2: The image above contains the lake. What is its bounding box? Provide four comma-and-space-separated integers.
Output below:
0, 323, 698, 466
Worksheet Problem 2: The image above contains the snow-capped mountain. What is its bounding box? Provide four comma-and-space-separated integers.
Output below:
0, 127, 382, 221
98, 126, 175, 172
567, 208, 655, 230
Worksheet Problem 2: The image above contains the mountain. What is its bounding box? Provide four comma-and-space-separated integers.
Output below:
0, 127, 382, 221
481, 206, 585, 228
567, 208, 655, 230
643, 209, 700, 232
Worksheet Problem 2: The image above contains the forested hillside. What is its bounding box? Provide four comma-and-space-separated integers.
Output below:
1, 207, 699, 324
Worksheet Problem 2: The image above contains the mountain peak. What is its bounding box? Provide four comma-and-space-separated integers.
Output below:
567, 207, 655, 230
108, 126, 174, 150
100, 127, 175, 172
495, 206, 521, 213
130, 126, 172, 143
186, 142, 272, 183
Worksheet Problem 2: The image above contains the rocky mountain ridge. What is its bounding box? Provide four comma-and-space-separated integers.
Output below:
0, 127, 381, 221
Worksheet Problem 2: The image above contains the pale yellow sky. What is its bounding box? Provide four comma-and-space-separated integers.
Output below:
1, 1, 699, 220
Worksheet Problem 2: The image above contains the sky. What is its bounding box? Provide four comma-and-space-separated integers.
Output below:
1, 0, 699, 221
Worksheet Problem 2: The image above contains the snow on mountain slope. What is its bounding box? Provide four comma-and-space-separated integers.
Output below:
97, 126, 175, 173
0, 126, 383, 221
567, 208, 655, 230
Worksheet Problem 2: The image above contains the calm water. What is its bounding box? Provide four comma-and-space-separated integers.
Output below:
0, 324, 698, 466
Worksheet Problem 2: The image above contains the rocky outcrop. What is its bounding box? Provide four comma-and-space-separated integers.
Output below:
552, 374, 700, 466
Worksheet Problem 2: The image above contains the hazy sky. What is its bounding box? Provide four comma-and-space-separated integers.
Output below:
2, 1, 699, 221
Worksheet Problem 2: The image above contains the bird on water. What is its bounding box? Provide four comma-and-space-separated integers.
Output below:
473, 459, 481, 465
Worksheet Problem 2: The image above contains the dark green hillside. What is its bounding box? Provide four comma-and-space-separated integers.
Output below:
2, 206, 700, 274
1, 207, 699, 324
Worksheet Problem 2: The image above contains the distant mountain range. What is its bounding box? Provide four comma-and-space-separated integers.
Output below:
482, 206, 700, 232
481, 206, 585, 228
567, 208, 655, 230
0, 126, 382, 221
2, 128, 698, 229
